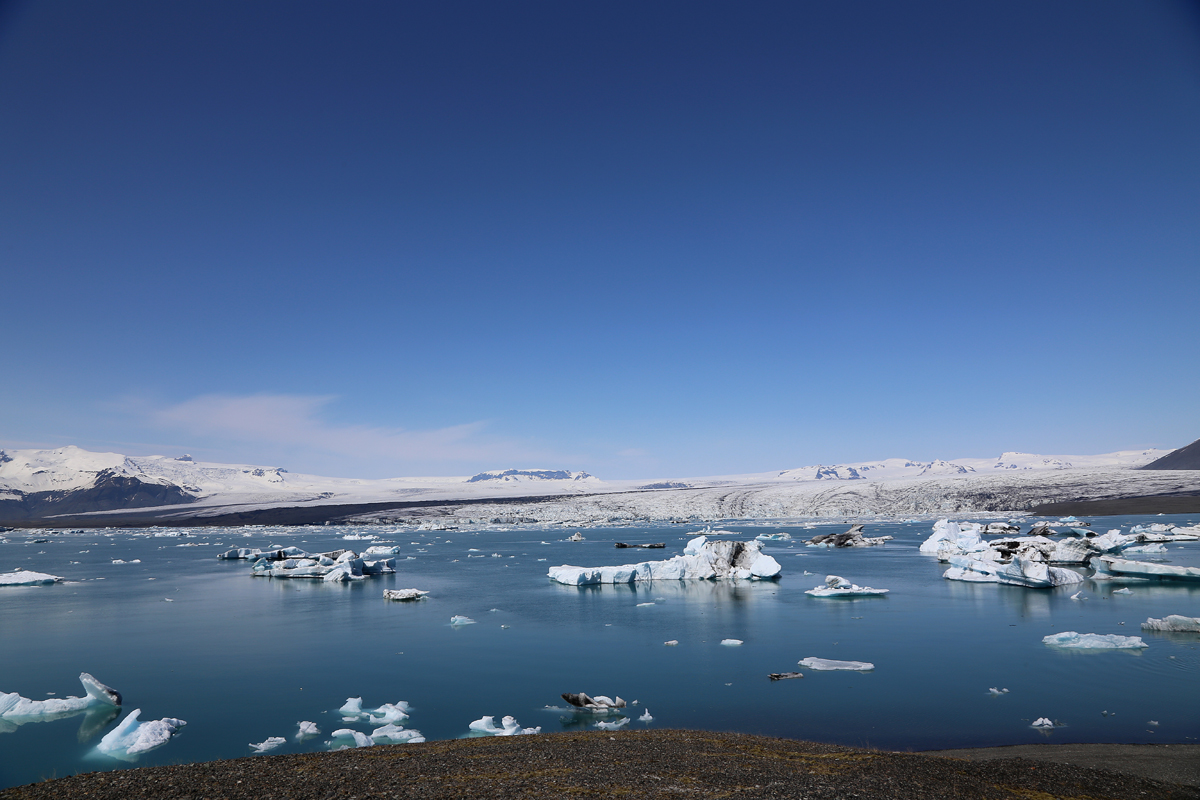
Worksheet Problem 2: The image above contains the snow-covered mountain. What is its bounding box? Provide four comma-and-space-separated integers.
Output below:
0, 444, 1193, 525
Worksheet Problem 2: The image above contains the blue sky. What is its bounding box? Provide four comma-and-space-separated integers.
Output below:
2, 0, 1198, 479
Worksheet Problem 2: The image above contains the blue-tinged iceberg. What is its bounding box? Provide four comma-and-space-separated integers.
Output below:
1, 673, 120, 720
1095, 556, 1200, 581
804, 575, 888, 597
96, 710, 186, 759
0, 570, 64, 587
1042, 631, 1147, 649
548, 535, 781, 585
1141, 615, 1200, 633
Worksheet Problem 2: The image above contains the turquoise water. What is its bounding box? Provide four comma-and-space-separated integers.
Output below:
1, 515, 1198, 789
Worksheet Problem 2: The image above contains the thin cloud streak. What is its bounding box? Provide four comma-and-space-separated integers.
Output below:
149, 393, 565, 472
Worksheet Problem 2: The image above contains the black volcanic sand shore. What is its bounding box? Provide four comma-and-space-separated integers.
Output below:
3, 731, 1198, 800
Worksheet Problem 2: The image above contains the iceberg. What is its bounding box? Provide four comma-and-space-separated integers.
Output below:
561, 692, 625, 712
798, 657, 874, 671
1032, 717, 1055, 728
1042, 631, 1148, 649
755, 532, 791, 542
547, 537, 780, 585
296, 721, 320, 739
0, 570, 63, 586
1141, 615, 1200, 633
337, 698, 410, 724
1, 673, 121, 720
329, 729, 375, 749
371, 723, 425, 742
720, 639, 743, 646
467, 715, 540, 736
920, 520, 988, 556
96, 710, 186, 759
639, 709, 653, 722
805, 524, 892, 547
383, 589, 429, 601
804, 575, 888, 597
250, 736, 286, 752
594, 718, 629, 730
450, 615, 476, 626
1095, 556, 1200, 581
768, 672, 804, 681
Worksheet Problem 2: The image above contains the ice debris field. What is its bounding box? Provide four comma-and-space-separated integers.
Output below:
1, 513, 1199, 789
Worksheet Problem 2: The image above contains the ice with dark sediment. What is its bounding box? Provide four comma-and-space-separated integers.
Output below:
805, 524, 892, 547
383, 588, 429, 601
547, 535, 781, 585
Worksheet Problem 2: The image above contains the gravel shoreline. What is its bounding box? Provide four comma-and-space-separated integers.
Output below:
3, 730, 1198, 800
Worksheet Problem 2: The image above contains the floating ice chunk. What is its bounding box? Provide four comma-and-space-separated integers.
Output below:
1, 673, 120, 719
370, 703, 411, 724
250, 736, 286, 752
468, 715, 540, 736
1096, 556, 1200, 581
987, 687, 1009, 696
720, 639, 743, 646
567, 533, 585, 542
1031, 718, 1055, 728
664, 640, 678, 646
96, 710, 186, 758
1070, 592, 1085, 600
330, 729, 374, 748
383, 589, 429, 601
1, 570, 65, 586
944, 556, 1083, 587
594, 718, 629, 730
805, 575, 888, 597
769, 672, 804, 680
1042, 631, 1148, 649
450, 615, 476, 626
561, 692, 625, 711
111, 559, 141, 564
636, 602, 655, 607
371, 723, 425, 742
548, 538, 781, 585
1122, 543, 1167, 554
296, 721, 320, 739
339, 697, 364, 716
363, 545, 403, 555
639, 710, 653, 722
798, 657, 873, 671
920, 520, 988, 556
805, 525, 892, 547
1149, 720, 1159, 726
756, 532, 791, 542
1142, 615, 1200, 633
1112, 588, 1132, 595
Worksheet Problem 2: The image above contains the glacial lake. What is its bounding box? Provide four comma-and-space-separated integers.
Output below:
2, 515, 1199, 790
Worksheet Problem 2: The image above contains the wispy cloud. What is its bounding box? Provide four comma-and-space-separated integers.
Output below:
148, 393, 561, 471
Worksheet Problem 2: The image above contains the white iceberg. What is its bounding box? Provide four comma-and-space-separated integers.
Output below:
1042, 631, 1148, 649
944, 556, 1083, 587
548, 537, 780, 585
329, 729, 375, 749
805, 524, 892, 547
468, 715, 540, 736
1, 673, 121, 719
96, 710, 186, 758
371, 723, 425, 742
383, 589, 429, 601
755, 532, 791, 542
987, 687, 1009, 696
1142, 615, 1200, 633
250, 736, 286, 752
664, 640, 678, 646
450, 615, 476, 626
363, 545, 403, 555
920, 520, 989, 556
805, 575, 888, 597
639, 710, 653, 722
338, 698, 410, 724
0, 570, 64, 586
1096, 556, 1200, 581
720, 639, 743, 646
1032, 717, 1055, 728
798, 657, 874, 671
594, 718, 629, 730
296, 721, 320, 739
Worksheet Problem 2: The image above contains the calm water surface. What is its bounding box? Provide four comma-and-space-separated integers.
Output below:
2, 515, 1198, 788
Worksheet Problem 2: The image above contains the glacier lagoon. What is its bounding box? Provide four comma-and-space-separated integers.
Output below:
1, 515, 1199, 789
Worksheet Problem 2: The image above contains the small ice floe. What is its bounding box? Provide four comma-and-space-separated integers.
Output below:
371, 723, 425, 742
805, 525, 892, 548
594, 718, 629, 730
450, 615, 476, 626
615, 542, 665, 549
1095, 556, 1200, 581
1, 673, 121, 719
296, 721, 320, 739
96, 710, 186, 759
468, 715, 541, 736
1111, 587, 1132, 595
1149, 720, 1160, 726
329, 729, 375, 749
0, 570, 64, 586
548, 536, 780, 585
664, 640, 679, 646
720, 639, 743, 646
111, 559, 141, 564
363, 545, 403, 556
1042, 631, 1148, 649
1070, 592, 1085, 601
338, 698, 411, 724
755, 532, 791, 542
383, 589, 429, 602
250, 736, 286, 753
636, 602, 655, 607
1122, 543, 1167, 554
987, 687, 1010, 696
1142, 615, 1200, 633
567, 533, 585, 542
805, 575, 888, 597
561, 692, 625, 712
768, 672, 804, 681
797, 657, 873, 671
1031, 717, 1056, 729
639, 709, 653, 722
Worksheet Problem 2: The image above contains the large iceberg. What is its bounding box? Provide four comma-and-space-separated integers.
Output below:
798, 657, 874, 671
561, 692, 625, 712
804, 575, 888, 597
920, 520, 989, 556
1042, 631, 1148, 649
96, 710, 186, 759
547, 536, 780, 585
943, 555, 1083, 587
1, 673, 120, 720
805, 525, 893, 547
0, 570, 64, 586
1142, 615, 1200, 633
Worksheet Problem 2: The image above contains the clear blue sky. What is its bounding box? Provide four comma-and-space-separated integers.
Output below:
2, 0, 1198, 479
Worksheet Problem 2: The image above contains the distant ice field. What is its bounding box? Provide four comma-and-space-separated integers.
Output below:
1, 515, 1198, 789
